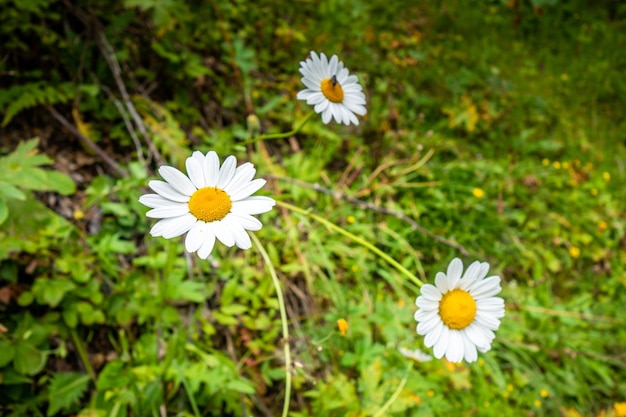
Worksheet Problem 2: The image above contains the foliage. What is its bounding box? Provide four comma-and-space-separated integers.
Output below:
1, 0, 625, 416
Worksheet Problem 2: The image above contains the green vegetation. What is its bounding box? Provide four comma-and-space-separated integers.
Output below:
1, 0, 625, 416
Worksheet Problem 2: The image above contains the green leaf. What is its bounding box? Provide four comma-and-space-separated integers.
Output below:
0, 182, 26, 201
13, 340, 46, 375
42, 170, 75, 195
0, 200, 8, 226
47, 372, 91, 416
171, 280, 205, 303
0, 339, 15, 367
32, 277, 76, 307
225, 379, 255, 394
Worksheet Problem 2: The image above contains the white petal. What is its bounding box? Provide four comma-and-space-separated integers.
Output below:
204, 151, 220, 187
447, 331, 465, 363
433, 326, 450, 359
149, 180, 190, 202
225, 213, 263, 231
420, 284, 443, 301
416, 314, 441, 335
139, 194, 182, 209
185, 221, 208, 253
146, 205, 190, 219
230, 196, 276, 215
434, 272, 449, 293
423, 321, 444, 348
463, 323, 492, 350
149, 215, 196, 239
159, 166, 197, 196
462, 334, 478, 362
446, 258, 463, 283
470, 276, 501, 299
223, 217, 252, 249
213, 220, 235, 247
474, 312, 502, 330
415, 298, 439, 311
229, 179, 266, 201
223, 163, 256, 194
197, 225, 217, 259
186, 155, 206, 189
217, 156, 237, 189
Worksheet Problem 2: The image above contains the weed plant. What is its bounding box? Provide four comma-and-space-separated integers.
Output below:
0, 1, 625, 416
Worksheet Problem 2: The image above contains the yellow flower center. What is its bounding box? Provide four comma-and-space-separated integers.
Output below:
188, 187, 232, 222
321, 76, 344, 103
439, 289, 477, 330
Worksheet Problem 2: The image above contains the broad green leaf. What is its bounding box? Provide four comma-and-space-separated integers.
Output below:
171, 280, 205, 303
0, 182, 26, 201
13, 340, 46, 375
225, 379, 255, 394
47, 373, 91, 416
32, 277, 76, 307
0, 339, 15, 367
42, 170, 75, 195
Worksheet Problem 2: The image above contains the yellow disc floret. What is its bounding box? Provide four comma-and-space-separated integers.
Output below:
321, 77, 344, 103
439, 289, 477, 330
188, 187, 232, 222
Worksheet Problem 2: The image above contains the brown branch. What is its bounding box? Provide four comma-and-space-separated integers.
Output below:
266, 175, 470, 256
47, 105, 128, 178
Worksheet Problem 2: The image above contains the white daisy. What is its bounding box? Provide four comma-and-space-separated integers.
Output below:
414, 258, 505, 363
296, 51, 367, 126
139, 151, 275, 259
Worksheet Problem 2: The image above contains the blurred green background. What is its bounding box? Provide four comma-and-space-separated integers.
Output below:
1, 0, 625, 416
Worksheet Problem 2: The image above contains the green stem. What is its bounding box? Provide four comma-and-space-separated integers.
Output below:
372, 361, 414, 417
243, 111, 316, 145
251, 233, 292, 417
174, 361, 201, 417
277, 201, 424, 288
69, 327, 96, 381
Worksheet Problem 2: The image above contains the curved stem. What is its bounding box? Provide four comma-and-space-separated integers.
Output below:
277, 201, 423, 288
372, 361, 414, 417
251, 233, 292, 417
243, 111, 316, 145
69, 327, 96, 382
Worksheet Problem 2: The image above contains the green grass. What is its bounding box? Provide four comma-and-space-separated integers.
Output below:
0, 0, 625, 416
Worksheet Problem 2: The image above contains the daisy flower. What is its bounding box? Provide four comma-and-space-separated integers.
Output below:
296, 51, 367, 126
414, 258, 505, 363
139, 151, 275, 259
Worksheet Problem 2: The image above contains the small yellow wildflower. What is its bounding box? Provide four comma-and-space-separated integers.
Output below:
477, 358, 485, 367
336, 318, 349, 336
540, 389, 549, 398
615, 402, 626, 417
562, 161, 570, 169
472, 188, 485, 198
569, 246, 581, 259
542, 158, 550, 166
598, 220, 608, 232
591, 188, 598, 196
427, 390, 435, 398
73, 209, 85, 220
603, 171, 611, 182
553, 161, 561, 169
483, 401, 490, 408
565, 407, 583, 417
506, 384, 514, 392
534, 400, 542, 407
347, 215, 356, 224
502, 391, 510, 398
351, 265, 359, 273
